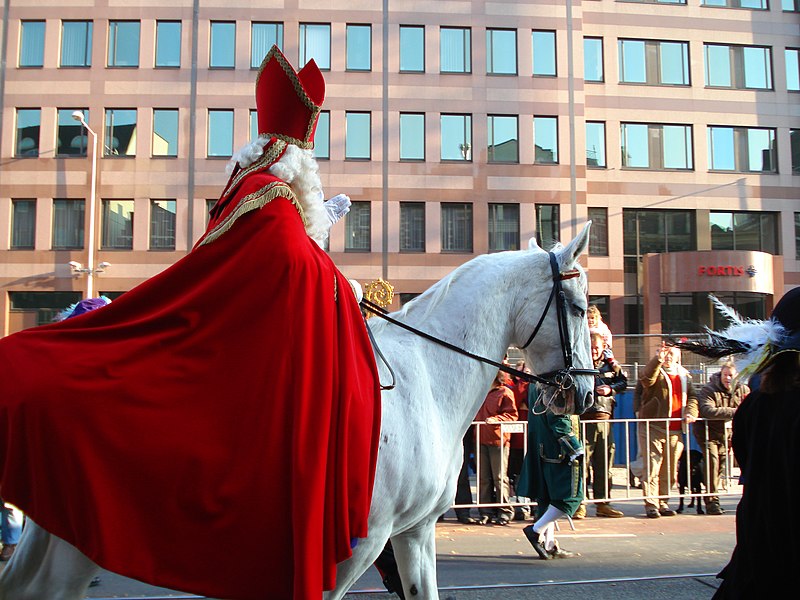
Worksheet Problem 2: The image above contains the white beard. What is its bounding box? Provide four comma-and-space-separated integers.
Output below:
228, 137, 330, 246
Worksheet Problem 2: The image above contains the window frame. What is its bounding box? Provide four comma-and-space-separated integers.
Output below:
52, 199, 85, 250
19, 20, 45, 68
400, 112, 426, 161
440, 26, 472, 74
440, 113, 472, 161
400, 202, 426, 253
103, 108, 137, 157
620, 122, 694, 171
707, 125, 777, 173
584, 36, 604, 83
586, 120, 607, 168
107, 20, 140, 68
618, 38, 691, 86
703, 43, 773, 90
209, 21, 236, 69
101, 199, 134, 250
787, 48, 800, 92
487, 115, 519, 164
60, 20, 93, 68
488, 203, 520, 252
534, 116, 559, 165
11, 199, 36, 250
346, 24, 372, 71
399, 25, 425, 73
56, 107, 90, 157
535, 204, 561, 250
314, 110, 330, 160
588, 207, 609, 256
15, 108, 41, 158
152, 108, 179, 157
155, 20, 182, 68
532, 30, 557, 77
441, 202, 473, 253
345, 111, 372, 160
344, 201, 371, 252
251, 22, 284, 68
149, 199, 177, 250
299, 23, 331, 70
486, 28, 517, 75
207, 109, 234, 158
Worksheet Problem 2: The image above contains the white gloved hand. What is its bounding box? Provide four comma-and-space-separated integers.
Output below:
324, 194, 351, 225
348, 279, 363, 303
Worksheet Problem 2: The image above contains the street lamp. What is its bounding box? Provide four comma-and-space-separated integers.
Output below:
71, 110, 99, 299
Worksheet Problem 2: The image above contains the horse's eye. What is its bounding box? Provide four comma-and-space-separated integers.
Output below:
574, 305, 585, 318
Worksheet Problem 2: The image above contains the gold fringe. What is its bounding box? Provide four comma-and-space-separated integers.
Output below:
198, 181, 306, 247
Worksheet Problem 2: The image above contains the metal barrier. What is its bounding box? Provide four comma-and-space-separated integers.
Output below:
452, 416, 740, 514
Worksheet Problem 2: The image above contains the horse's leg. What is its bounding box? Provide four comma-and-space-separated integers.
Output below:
391, 518, 439, 600
324, 530, 391, 600
0, 520, 99, 600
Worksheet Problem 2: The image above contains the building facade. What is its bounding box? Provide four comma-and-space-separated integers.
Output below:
1, 0, 798, 361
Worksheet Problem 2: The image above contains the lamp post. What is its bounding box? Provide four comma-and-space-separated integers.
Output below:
71, 110, 98, 299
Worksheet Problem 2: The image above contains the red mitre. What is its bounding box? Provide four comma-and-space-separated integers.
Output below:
255, 45, 325, 149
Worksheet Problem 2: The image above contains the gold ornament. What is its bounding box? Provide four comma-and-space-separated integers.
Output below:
363, 278, 395, 318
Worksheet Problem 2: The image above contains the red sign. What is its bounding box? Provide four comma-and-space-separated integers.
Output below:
698, 265, 745, 276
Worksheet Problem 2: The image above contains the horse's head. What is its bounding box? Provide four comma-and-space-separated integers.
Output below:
514, 222, 595, 416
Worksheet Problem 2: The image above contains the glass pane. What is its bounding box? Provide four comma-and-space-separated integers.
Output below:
153, 109, 178, 157
662, 125, 692, 169
666, 211, 694, 251
792, 129, 800, 174
156, 21, 181, 67
102, 200, 134, 249
619, 40, 646, 83
586, 121, 606, 167
299, 23, 330, 69
61, 21, 92, 67
638, 210, 667, 254
400, 26, 424, 72
441, 203, 473, 252
741, 0, 767, 8
345, 112, 370, 159
584, 37, 603, 82
535, 204, 560, 249
15, 108, 40, 157
532, 31, 556, 76
534, 117, 558, 163
708, 127, 735, 170
441, 114, 472, 160
210, 22, 235, 68
743, 46, 771, 89
207, 110, 233, 157
20, 21, 45, 67
486, 29, 516, 74
400, 202, 425, 252
784, 0, 799, 10
488, 115, 518, 163
11, 200, 36, 249
622, 209, 638, 256
710, 212, 734, 250
400, 113, 425, 160
588, 207, 609, 256
104, 109, 137, 157
251, 23, 283, 68
488, 203, 520, 251
795, 212, 800, 259
52, 199, 85, 249
57, 108, 89, 157
441, 27, 470, 73
732, 212, 760, 250
705, 45, 732, 87
108, 21, 140, 67
660, 42, 688, 85
758, 213, 778, 254
787, 49, 800, 91
346, 24, 371, 70
621, 123, 649, 168
314, 111, 330, 159
150, 200, 176, 249
345, 201, 371, 251
746, 128, 775, 172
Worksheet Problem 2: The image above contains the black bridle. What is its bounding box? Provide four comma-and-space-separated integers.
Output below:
360, 251, 598, 392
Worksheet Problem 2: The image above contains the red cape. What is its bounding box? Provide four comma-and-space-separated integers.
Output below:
0, 173, 381, 600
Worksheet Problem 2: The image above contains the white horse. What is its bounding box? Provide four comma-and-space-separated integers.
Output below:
0, 223, 595, 600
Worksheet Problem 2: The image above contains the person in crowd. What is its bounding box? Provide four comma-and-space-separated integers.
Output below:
581, 332, 628, 518
507, 361, 531, 521
453, 426, 479, 524
693, 361, 749, 515
587, 305, 613, 354
633, 344, 698, 518
518, 387, 582, 560
475, 370, 518, 525
0, 501, 22, 562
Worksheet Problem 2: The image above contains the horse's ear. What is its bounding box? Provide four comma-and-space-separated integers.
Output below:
527, 236, 540, 251
556, 221, 592, 270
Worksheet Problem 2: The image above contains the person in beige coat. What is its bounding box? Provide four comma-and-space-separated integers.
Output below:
634, 344, 698, 518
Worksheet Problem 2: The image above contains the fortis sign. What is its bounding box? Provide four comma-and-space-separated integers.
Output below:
697, 265, 757, 277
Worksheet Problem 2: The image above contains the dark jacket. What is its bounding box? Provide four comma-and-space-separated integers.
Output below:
584, 354, 627, 419
693, 371, 749, 445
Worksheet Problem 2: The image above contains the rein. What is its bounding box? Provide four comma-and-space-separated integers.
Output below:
360, 251, 598, 391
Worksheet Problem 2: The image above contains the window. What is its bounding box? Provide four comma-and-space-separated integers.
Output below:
701, 0, 767, 8
314, 111, 330, 159
486, 28, 517, 75
108, 21, 140, 67
207, 109, 233, 157
345, 112, 371, 160
102, 200, 134, 249
787, 49, 799, 91
345, 201, 371, 251
346, 24, 371, 71
155, 21, 181, 67
15, 108, 40, 157
584, 37, 604, 82
441, 114, 472, 161
620, 0, 687, 4
792, 129, 800, 173
784, 0, 800, 10
796, 213, 800, 259
400, 113, 425, 161
210, 22, 235, 68
704, 44, 772, 89
104, 109, 137, 157
251, 23, 283, 68
52, 199, 85, 249
441, 203, 473, 253
588, 207, 609, 256
400, 202, 425, 252
20, 21, 45, 67
153, 109, 178, 157
487, 115, 519, 163
11, 200, 36, 249
61, 21, 92, 67
10, 292, 83, 326
57, 108, 90, 157
399, 25, 424, 72
710, 211, 779, 254
708, 126, 776, 172
299, 23, 331, 69
150, 200, 176, 250
440, 27, 471, 73
532, 30, 556, 76
621, 123, 693, 170
534, 116, 559, 164
619, 39, 690, 85
586, 121, 606, 168
488, 203, 520, 252
535, 204, 560, 250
